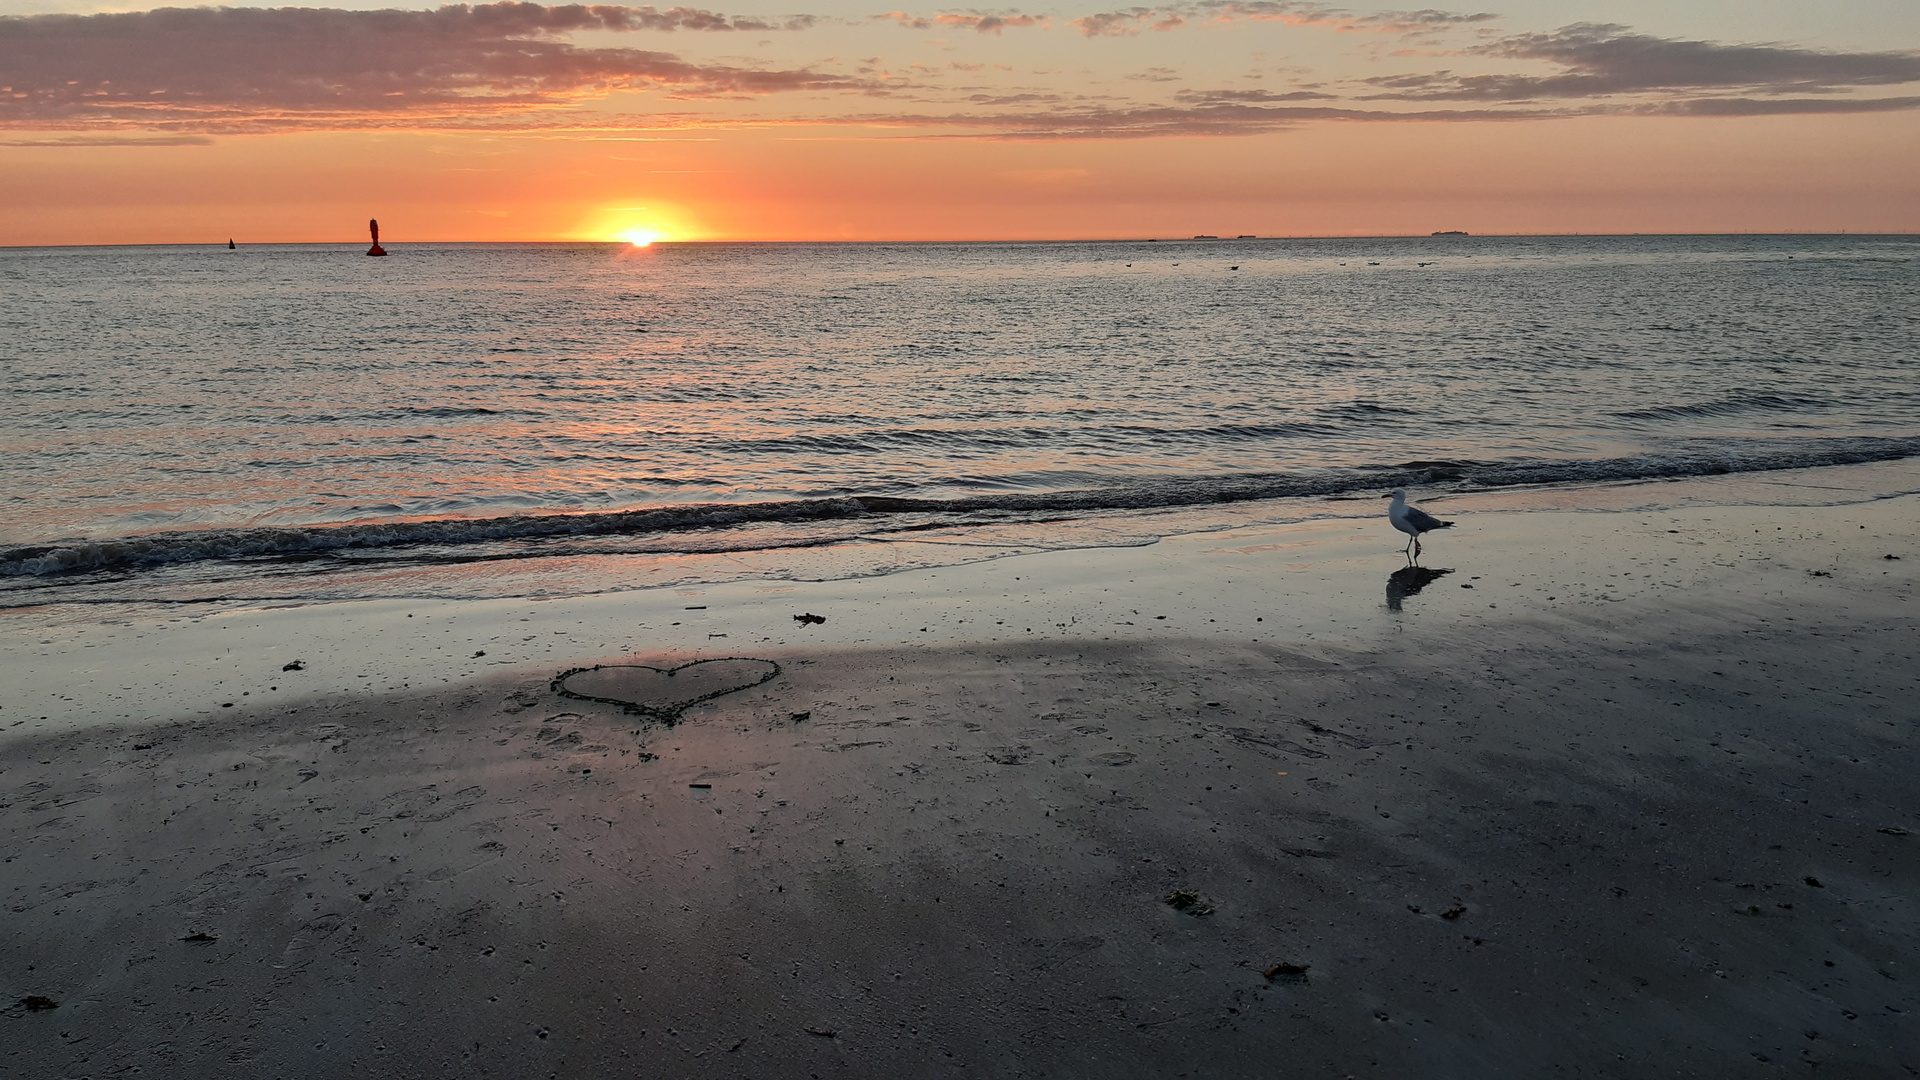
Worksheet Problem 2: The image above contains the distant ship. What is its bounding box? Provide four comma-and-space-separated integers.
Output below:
1236, 234, 1257, 239
1193, 235, 1219, 240
1431, 230, 1469, 236
227, 239, 235, 250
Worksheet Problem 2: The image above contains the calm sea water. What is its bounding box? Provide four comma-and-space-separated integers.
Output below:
5, 235, 1918, 609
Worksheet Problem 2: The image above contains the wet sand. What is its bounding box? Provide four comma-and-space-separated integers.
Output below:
4, 477, 1918, 1076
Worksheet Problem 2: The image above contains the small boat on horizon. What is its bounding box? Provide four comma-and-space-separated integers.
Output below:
1431, 230, 1469, 236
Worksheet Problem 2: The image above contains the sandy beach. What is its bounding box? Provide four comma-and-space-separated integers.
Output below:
4, 468, 1918, 1076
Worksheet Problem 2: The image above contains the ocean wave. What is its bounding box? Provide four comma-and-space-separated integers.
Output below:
6, 436, 1918, 579
1612, 394, 1829, 421
401, 405, 509, 417
727, 420, 1342, 455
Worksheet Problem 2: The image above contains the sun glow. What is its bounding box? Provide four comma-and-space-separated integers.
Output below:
574, 203, 697, 246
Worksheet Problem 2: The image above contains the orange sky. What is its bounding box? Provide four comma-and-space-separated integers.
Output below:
4, 1, 1918, 244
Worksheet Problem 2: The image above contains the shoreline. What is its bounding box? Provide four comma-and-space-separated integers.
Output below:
9, 443, 1920, 589
4, 459, 1917, 744
3, 465, 1917, 1074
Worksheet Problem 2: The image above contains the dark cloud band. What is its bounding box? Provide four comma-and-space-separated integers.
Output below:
1365, 23, 1920, 101
1070, 2, 1495, 38
2, 5, 1915, 137
0, 3, 844, 127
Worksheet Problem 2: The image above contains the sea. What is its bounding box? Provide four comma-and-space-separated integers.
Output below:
5, 234, 1918, 623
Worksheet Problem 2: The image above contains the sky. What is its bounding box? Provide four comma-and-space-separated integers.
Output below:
2, 0, 1918, 243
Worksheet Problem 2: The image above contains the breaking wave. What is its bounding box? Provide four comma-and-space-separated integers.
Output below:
8, 435, 1917, 579
1612, 394, 1831, 422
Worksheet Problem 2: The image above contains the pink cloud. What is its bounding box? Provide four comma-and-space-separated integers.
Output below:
5, 5, 1914, 140
1361, 23, 1920, 102
878, 10, 1048, 33
0, 3, 852, 129
1070, 2, 1493, 38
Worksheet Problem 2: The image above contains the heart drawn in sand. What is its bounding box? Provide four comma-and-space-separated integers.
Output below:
550, 658, 781, 723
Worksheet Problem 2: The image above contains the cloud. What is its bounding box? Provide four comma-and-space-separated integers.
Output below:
1173, 87, 1336, 103
1070, 2, 1494, 38
836, 100, 1554, 138
0, 133, 214, 145
1069, 9, 1151, 37
966, 91, 1063, 104
879, 10, 1048, 33
827, 79, 1920, 140
0, 3, 854, 130
1202, 2, 1495, 33
1365, 23, 1920, 101
6, 5, 1915, 140
1641, 95, 1920, 117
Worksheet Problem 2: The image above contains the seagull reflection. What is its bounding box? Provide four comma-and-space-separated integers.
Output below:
1386, 565, 1453, 611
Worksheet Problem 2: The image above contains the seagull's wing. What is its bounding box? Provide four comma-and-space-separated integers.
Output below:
1403, 505, 1450, 531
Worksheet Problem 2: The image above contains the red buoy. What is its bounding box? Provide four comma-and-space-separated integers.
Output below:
367, 218, 387, 257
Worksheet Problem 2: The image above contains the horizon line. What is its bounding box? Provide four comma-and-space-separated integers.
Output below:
5, 231, 1914, 250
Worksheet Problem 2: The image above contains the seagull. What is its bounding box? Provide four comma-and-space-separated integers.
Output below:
1386, 488, 1453, 560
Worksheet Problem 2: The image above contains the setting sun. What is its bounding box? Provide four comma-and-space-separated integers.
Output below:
573, 203, 696, 247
